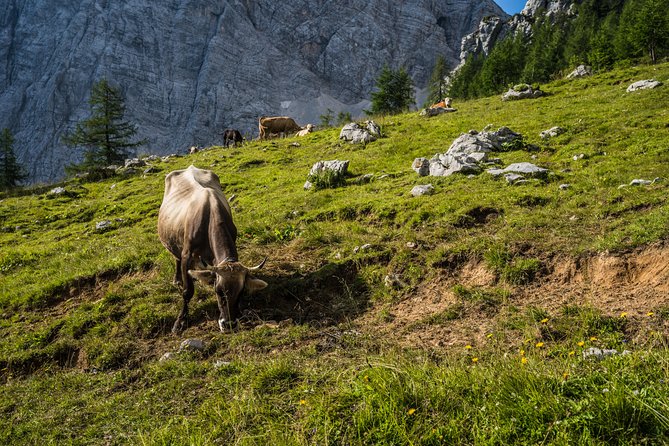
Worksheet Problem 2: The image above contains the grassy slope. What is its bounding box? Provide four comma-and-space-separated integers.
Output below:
1, 63, 669, 444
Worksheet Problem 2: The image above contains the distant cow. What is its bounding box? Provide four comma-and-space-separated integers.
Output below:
296, 124, 315, 137
158, 165, 268, 333
430, 97, 452, 109
222, 129, 243, 147
258, 116, 301, 140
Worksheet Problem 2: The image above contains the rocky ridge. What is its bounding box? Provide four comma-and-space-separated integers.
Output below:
1, 0, 505, 182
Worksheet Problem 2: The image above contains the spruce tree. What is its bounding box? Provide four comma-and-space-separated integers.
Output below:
63, 79, 144, 174
634, 0, 669, 63
368, 65, 415, 116
0, 128, 28, 190
426, 55, 449, 105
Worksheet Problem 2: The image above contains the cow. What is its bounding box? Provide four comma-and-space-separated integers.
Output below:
158, 165, 268, 333
222, 129, 243, 147
430, 97, 452, 109
296, 123, 315, 137
258, 116, 301, 140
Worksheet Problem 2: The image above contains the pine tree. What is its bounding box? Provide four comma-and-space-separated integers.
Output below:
426, 55, 449, 105
447, 54, 485, 99
0, 128, 28, 190
634, 0, 669, 63
368, 65, 415, 116
63, 79, 145, 174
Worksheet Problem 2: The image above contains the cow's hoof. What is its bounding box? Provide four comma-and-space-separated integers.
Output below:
218, 319, 237, 333
172, 318, 186, 334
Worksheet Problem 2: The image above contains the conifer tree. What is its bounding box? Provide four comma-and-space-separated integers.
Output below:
368, 65, 415, 116
426, 55, 449, 105
634, 0, 669, 63
63, 79, 144, 174
0, 128, 28, 190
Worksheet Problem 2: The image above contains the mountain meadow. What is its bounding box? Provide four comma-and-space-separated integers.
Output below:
1, 62, 669, 444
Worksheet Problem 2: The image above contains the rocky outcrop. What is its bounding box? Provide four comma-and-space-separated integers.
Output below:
627, 79, 663, 92
0, 0, 505, 182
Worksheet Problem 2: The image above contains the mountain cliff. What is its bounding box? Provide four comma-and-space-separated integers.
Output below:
0, 0, 506, 182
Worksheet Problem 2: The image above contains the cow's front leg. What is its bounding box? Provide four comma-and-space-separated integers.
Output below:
173, 258, 183, 286
172, 255, 193, 334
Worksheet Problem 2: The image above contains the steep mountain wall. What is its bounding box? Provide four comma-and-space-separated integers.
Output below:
0, 0, 506, 182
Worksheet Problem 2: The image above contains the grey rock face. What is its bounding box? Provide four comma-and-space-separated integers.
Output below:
1, 0, 505, 183
304, 159, 349, 190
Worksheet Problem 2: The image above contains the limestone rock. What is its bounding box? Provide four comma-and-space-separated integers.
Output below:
179, 339, 205, 352
412, 158, 430, 176
304, 159, 349, 190
502, 84, 544, 101
339, 122, 378, 144
566, 65, 592, 79
411, 184, 434, 196
627, 79, 663, 92
540, 126, 566, 139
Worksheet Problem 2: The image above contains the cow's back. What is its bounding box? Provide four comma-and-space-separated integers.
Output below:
158, 165, 231, 258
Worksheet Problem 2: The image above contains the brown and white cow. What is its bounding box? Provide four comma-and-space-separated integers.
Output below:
158, 165, 267, 333
258, 116, 301, 139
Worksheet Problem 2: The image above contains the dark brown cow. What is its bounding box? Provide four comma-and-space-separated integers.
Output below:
222, 129, 243, 147
158, 165, 267, 333
258, 116, 301, 140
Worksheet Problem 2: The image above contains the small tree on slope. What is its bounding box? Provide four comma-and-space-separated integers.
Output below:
368, 65, 415, 116
63, 79, 145, 174
0, 128, 28, 190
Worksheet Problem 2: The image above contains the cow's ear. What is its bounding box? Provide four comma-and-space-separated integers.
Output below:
245, 276, 268, 293
188, 269, 216, 285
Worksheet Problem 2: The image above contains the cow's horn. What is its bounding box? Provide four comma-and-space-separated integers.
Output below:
248, 257, 267, 271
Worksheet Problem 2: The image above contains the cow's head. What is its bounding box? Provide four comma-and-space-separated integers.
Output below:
188, 258, 267, 331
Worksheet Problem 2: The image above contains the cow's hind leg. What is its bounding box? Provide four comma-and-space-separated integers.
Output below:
173, 258, 183, 286
172, 254, 194, 334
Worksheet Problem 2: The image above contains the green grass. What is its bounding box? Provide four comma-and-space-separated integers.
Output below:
1, 62, 669, 444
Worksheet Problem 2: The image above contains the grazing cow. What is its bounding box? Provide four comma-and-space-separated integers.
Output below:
158, 165, 268, 333
296, 123, 315, 137
258, 116, 301, 140
222, 129, 243, 147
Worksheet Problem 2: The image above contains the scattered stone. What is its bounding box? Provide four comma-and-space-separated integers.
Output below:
189, 146, 200, 154
289, 142, 300, 147
143, 166, 159, 174
502, 84, 544, 101
502, 162, 549, 178
559, 184, 571, 190
354, 174, 374, 184
406, 242, 418, 249
144, 154, 160, 162
583, 347, 631, 361
540, 126, 566, 139
412, 158, 430, 176
572, 153, 587, 161
339, 121, 380, 143
179, 338, 205, 352
124, 158, 146, 168
95, 220, 113, 231
504, 173, 525, 184
627, 79, 663, 92
160, 352, 177, 362
353, 244, 374, 253
566, 65, 592, 79
213, 360, 232, 368
48, 187, 67, 195
304, 159, 350, 190
411, 184, 434, 196
419, 106, 457, 117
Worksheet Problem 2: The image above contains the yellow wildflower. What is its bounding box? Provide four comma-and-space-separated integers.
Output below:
299, 399, 307, 405
563, 372, 569, 380
620, 312, 628, 318
568, 351, 575, 356
472, 357, 479, 363
590, 336, 598, 341
577, 341, 585, 347
647, 311, 654, 317
535, 342, 544, 348
465, 345, 472, 350
486, 333, 493, 339
540, 318, 549, 324
519, 349, 525, 356
521, 357, 528, 364
407, 408, 416, 415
